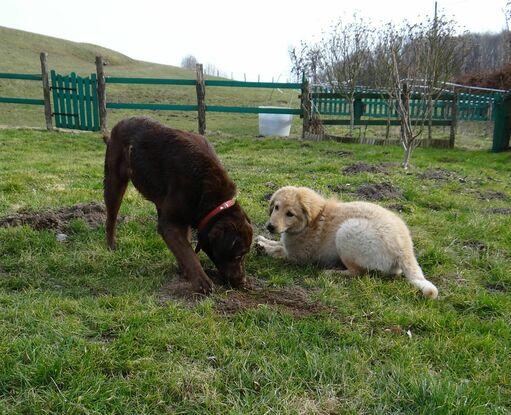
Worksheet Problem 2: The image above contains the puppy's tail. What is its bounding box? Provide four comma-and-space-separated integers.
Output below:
400, 255, 438, 299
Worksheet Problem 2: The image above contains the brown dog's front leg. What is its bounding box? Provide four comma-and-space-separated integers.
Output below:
158, 222, 213, 294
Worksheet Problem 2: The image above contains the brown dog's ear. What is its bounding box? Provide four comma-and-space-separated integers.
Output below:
297, 188, 324, 224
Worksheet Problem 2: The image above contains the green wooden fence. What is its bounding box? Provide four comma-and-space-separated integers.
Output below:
50, 71, 100, 131
0, 73, 44, 106
312, 85, 498, 122
0, 65, 506, 148
104, 76, 302, 115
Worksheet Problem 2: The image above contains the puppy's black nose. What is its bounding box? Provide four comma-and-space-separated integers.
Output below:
266, 223, 275, 233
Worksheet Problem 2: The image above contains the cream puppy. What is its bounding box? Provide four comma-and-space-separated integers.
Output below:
256, 186, 438, 299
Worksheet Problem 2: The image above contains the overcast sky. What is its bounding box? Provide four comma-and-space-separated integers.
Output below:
1, 0, 507, 80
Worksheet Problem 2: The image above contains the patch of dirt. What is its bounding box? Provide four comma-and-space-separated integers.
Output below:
324, 150, 354, 158
342, 162, 389, 175
262, 192, 273, 201
158, 274, 332, 318
462, 240, 487, 252
418, 168, 455, 181
356, 182, 403, 201
438, 157, 458, 163
386, 204, 411, 213
265, 181, 276, 189
485, 282, 508, 293
472, 190, 508, 201
327, 184, 352, 194
486, 207, 511, 215
422, 202, 443, 211
0, 202, 115, 232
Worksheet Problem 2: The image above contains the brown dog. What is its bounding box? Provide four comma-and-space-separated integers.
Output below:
104, 117, 253, 294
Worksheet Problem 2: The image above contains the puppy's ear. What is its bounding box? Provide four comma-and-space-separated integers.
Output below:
268, 193, 276, 215
298, 188, 324, 224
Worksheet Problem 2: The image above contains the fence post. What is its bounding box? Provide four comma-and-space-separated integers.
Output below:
449, 89, 458, 148
301, 75, 311, 139
39, 52, 53, 131
95, 56, 107, 134
195, 63, 206, 135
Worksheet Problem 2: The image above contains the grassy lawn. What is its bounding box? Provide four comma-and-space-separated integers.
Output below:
0, 125, 510, 414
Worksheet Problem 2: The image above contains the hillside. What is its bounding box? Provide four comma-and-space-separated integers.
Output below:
0, 26, 298, 133
0, 25, 196, 77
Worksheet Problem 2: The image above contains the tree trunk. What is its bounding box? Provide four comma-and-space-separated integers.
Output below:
427, 97, 433, 143
349, 98, 355, 136
402, 144, 413, 170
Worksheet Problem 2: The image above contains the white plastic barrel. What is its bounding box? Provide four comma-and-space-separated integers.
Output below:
258, 107, 293, 137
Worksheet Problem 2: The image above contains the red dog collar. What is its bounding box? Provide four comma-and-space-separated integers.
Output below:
197, 199, 235, 232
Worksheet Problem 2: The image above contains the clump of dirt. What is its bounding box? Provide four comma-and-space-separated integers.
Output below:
422, 202, 443, 211
486, 207, 511, 215
0, 202, 112, 231
438, 157, 458, 163
159, 274, 332, 318
386, 204, 411, 213
473, 190, 508, 201
418, 168, 455, 181
327, 184, 352, 194
485, 282, 508, 293
262, 192, 273, 201
324, 150, 354, 158
462, 240, 487, 252
356, 182, 403, 200
342, 162, 388, 175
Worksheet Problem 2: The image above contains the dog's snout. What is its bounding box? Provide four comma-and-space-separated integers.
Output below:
266, 222, 275, 233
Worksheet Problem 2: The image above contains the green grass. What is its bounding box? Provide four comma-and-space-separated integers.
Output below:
1, 127, 510, 414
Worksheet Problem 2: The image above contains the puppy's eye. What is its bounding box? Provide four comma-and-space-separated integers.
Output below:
274, 205, 279, 211
286, 211, 294, 217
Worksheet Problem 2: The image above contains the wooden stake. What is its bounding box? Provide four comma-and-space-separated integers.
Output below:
196, 63, 206, 135
301, 75, 311, 138
39, 52, 53, 131
449, 90, 458, 148
95, 56, 107, 134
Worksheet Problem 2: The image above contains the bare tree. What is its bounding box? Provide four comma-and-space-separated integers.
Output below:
181, 55, 198, 70
374, 16, 464, 169
290, 16, 372, 135
422, 13, 467, 140
289, 41, 323, 83
322, 16, 372, 134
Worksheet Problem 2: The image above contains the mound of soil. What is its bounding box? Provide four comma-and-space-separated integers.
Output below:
485, 282, 508, 293
327, 184, 352, 194
462, 240, 487, 252
418, 168, 455, 181
324, 150, 354, 158
486, 207, 511, 215
386, 203, 411, 213
159, 274, 332, 318
0, 202, 109, 231
356, 182, 402, 200
262, 192, 273, 201
473, 190, 508, 201
342, 162, 388, 175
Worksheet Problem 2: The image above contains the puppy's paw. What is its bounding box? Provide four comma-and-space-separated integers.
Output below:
255, 235, 270, 244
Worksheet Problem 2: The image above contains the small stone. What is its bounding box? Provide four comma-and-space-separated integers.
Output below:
56, 233, 68, 243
